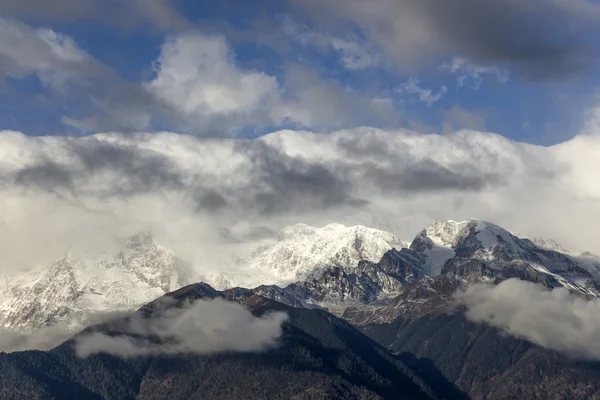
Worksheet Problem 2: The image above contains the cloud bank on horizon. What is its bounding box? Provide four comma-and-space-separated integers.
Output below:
0, 125, 599, 278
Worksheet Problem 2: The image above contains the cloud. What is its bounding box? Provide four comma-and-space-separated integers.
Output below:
0, 17, 102, 91
442, 106, 489, 135
0, 311, 130, 352
0, 17, 159, 133
143, 33, 398, 134
12, 137, 185, 196
0, 0, 189, 32
279, 15, 381, 71
75, 298, 288, 358
293, 0, 600, 78
0, 325, 75, 352
441, 57, 510, 89
580, 102, 600, 136
457, 278, 600, 359
398, 78, 447, 106
0, 126, 599, 279
279, 64, 400, 129
144, 33, 283, 134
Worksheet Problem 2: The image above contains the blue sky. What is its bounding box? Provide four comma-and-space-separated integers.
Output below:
1, 0, 600, 144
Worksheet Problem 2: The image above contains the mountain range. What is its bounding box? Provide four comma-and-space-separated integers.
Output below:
2, 218, 600, 398
0, 223, 407, 337
2, 219, 599, 338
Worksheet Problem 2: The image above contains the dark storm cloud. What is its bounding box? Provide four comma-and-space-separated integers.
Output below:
14, 160, 74, 192
335, 134, 504, 192
194, 190, 228, 212
0, 0, 101, 22
294, 0, 600, 77
239, 141, 367, 215
12, 138, 184, 196
0, 0, 189, 31
362, 159, 503, 193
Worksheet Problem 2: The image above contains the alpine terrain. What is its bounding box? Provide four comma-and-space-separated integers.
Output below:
3, 218, 600, 399
0, 223, 408, 340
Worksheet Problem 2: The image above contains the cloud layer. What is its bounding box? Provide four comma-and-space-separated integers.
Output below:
0, 127, 599, 278
294, 0, 600, 77
457, 279, 600, 359
75, 298, 288, 358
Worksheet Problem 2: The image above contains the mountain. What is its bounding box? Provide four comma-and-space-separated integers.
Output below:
0, 283, 447, 400
355, 308, 600, 400
5, 281, 600, 399
4, 219, 600, 398
0, 232, 196, 333
210, 223, 409, 289
252, 219, 600, 318
0, 223, 407, 338
409, 219, 600, 295
3, 218, 600, 352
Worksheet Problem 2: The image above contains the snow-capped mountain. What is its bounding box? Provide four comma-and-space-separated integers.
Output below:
256, 219, 600, 317
209, 223, 409, 289
0, 232, 196, 331
3, 218, 600, 341
0, 223, 407, 333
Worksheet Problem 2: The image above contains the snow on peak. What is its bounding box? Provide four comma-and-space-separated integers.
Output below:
411, 218, 521, 275
472, 220, 519, 251
421, 218, 518, 251
530, 237, 576, 255
0, 232, 197, 331
424, 219, 473, 248
410, 220, 472, 276
240, 223, 409, 285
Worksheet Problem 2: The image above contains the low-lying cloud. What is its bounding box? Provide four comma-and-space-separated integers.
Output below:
0, 311, 130, 352
0, 325, 76, 353
75, 298, 288, 358
457, 279, 600, 359
0, 127, 599, 276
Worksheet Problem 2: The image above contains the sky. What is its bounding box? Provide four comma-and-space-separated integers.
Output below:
1, 0, 600, 144
1, 0, 600, 276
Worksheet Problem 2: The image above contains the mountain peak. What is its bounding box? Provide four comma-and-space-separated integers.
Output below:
423, 219, 475, 248
214, 223, 409, 289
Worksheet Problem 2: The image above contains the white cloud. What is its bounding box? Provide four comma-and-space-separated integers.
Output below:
442, 106, 488, 134
143, 33, 393, 134
580, 102, 600, 136
0, 17, 159, 133
0, 126, 599, 280
61, 97, 152, 133
75, 298, 288, 358
441, 57, 509, 89
457, 279, 600, 359
145, 33, 282, 133
0, 17, 99, 92
398, 78, 447, 106
279, 15, 380, 71
329, 37, 380, 70
0, 311, 129, 352
0, 325, 75, 352
278, 65, 400, 128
